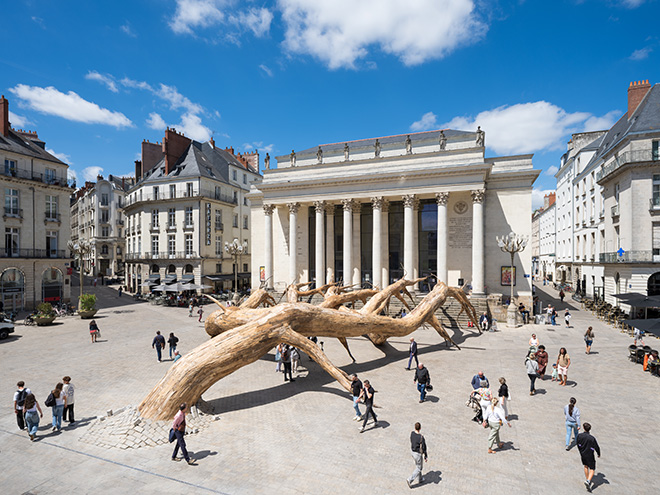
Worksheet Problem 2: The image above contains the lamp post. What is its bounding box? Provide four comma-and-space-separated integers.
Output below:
67, 239, 92, 309
224, 238, 245, 303
496, 231, 528, 327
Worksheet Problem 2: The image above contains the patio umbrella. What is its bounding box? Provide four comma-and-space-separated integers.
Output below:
164, 282, 189, 292
622, 318, 660, 338
151, 284, 168, 292
182, 282, 212, 291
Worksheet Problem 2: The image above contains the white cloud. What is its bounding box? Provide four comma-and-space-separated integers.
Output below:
242, 141, 275, 154
443, 101, 595, 155
85, 71, 119, 92
532, 188, 555, 210
8, 111, 33, 129
259, 64, 273, 77
170, 0, 226, 34
67, 169, 78, 183
9, 84, 132, 128
176, 113, 212, 141
620, 0, 645, 7
544, 165, 559, 176
230, 7, 273, 37
583, 110, 621, 131
82, 166, 104, 182
410, 111, 438, 131
279, 0, 487, 69
120, 22, 137, 37
156, 83, 204, 114
46, 148, 72, 164
629, 46, 652, 60
146, 112, 167, 130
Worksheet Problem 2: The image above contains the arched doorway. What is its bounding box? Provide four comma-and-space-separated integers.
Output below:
648, 272, 660, 296
1, 268, 25, 311
42, 267, 63, 304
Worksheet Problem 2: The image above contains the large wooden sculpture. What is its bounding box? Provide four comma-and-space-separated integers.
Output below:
139, 279, 479, 420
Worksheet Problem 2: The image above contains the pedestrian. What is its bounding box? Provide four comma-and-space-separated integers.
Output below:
556, 347, 571, 386
350, 374, 363, 421
89, 319, 100, 343
405, 337, 419, 370
406, 422, 428, 488
168, 332, 179, 359
546, 304, 553, 324
564, 397, 581, 450
479, 312, 489, 332
152, 331, 166, 362
49, 382, 67, 432
171, 403, 196, 465
188, 302, 194, 317
197, 306, 204, 322
13, 381, 31, 430
497, 377, 509, 419
62, 376, 75, 424
528, 333, 539, 350
525, 353, 539, 395
93, 277, 98, 287
559, 289, 565, 302
484, 398, 511, 453
282, 344, 295, 382
118, 286, 123, 297
564, 309, 572, 328
551, 307, 557, 326
551, 363, 559, 381
584, 327, 594, 354
471, 371, 488, 390
633, 327, 644, 346
23, 393, 43, 441
358, 380, 377, 432
535, 345, 549, 379
413, 363, 430, 403
291, 346, 300, 374
472, 380, 493, 420
576, 423, 601, 492
275, 343, 283, 372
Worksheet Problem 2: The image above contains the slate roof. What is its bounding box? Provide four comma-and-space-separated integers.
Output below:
295, 128, 474, 155
0, 128, 66, 165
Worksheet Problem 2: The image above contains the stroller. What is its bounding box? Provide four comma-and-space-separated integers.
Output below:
466, 393, 483, 423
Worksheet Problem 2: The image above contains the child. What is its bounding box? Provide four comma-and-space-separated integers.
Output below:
551, 363, 559, 381
197, 306, 204, 322
564, 309, 572, 328
188, 302, 194, 317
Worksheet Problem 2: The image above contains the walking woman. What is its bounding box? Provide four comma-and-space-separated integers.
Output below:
535, 345, 549, 379
275, 343, 283, 372
498, 377, 510, 419
564, 397, 581, 450
89, 319, 99, 343
168, 332, 179, 359
525, 353, 539, 395
23, 393, 43, 441
584, 327, 594, 355
484, 398, 511, 453
472, 380, 493, 420
50, 382, 67, 432
556, 347, 571, 386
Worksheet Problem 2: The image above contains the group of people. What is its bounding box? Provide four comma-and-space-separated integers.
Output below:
469, 372, 511, 453
563, 397, 602, 491
274, 343, 300, 381
152, 331, 181, 362
13, 377, 75, 441
544, 304, 572, 327
525, 334, 573, 393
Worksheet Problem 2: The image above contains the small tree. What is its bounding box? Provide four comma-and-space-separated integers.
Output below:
79, 293, 97, 312
36, 302, 55, 317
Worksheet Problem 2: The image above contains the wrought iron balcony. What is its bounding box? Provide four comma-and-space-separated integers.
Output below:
597, 149, 660, 182
0, 248, 67, 258
3, 207, 23, 219
45, 212, 61, 222
611, 204, 619, 217
650, 196, 660, 211
0, 167, 75, 187
600, 250, 654, 263
214, 222, 224, 231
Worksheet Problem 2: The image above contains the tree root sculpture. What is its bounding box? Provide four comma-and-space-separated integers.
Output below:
140, 280, 479, 420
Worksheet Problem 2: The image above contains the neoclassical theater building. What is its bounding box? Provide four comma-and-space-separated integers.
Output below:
249, 129, 539, 305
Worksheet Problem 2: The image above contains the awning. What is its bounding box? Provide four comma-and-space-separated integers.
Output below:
204, 275, 232, 281
164, 274, 177, 284
612, 293, 660, 308
181, 274, 195, 283
148, 274, 160, 281
622, 318, 660, 338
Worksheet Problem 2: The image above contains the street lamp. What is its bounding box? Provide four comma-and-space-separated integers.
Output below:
67, 239, 92, 310
224, 238, 245, 302
496, 231, 528, 327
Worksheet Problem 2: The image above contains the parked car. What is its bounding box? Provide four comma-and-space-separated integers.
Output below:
0, 319, 15, 339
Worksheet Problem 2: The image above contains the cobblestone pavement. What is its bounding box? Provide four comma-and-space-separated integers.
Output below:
1, 283, 658, 494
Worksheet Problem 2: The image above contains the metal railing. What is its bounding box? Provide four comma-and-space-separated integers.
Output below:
166, 222, 177, 231
125, 189, 238, 206
596, 149, 660, 182
0, 248, 67, 258
0, 167, 75, 187
215, 222, 224, 230
600, 250, 654, 263
3, 207, 23, 218
149, 222, 160, 231
650, 197, 660, 210
611, 204, 619, 217
116, 219, 124, 225
125, 251, 198, 260
183, 221, 194, 229
45, 212, 61, 222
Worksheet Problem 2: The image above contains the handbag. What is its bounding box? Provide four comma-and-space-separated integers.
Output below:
426, 384, 433, 391
168, 428, 176, 443
44, 392, 55, 407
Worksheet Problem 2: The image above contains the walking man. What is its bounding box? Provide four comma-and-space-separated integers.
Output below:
405, 337, 419, 370
13, 381, 31, 430
350, 374, 363, 421
359, 380, 377, 432
576, 423, 601, 492
152, 331, 166, 362
171, 403, 196, 465
62, 376, 75, 423
282, 345, 295, 382
118, 286, 123, 297
413, 363, 430, 403
406, 422, 428, 488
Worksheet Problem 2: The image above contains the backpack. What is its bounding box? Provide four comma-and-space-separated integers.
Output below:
16, 389, 27, 408
44, 392, 56, 407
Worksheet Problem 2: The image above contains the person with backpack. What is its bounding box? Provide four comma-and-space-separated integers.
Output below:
23, 393, 43, 441
13, 381, 31, 430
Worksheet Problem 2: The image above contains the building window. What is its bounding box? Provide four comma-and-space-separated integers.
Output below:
184, 207, 193, 226
215, 235, 223, 256
243, 197, 248, 206
243, 263, 248, 272
153, 186, 159, 200
117, 246, 122, 255
614, 183, 620, 203
168, 234, 176, 257
45, 168, 56, 184
46, 230, 58, 257
185, 234, 193, 256
215, 210, 222, 229
168, 208, 176, 227
243, 214, 248, 229
243, 173, 247, 184
4, 159, 17, 176
215, 186, 221, 200
216, 263, 222, 273
653, 140, 659, 161
653, 175, 660, 208
233, 214, 238, 228
5, 227, 19, 256
151, 209, 159, 227
101, 210, 109, 223
186, 182, 193, 197
151, 235, 159, 255
101, 226, 109, 237
233, 191, 237, 203
170, 184, 176, 199
45, 195, 58, 220
232, 169, 237, 181
117, 197, 122, 208
5, 188, 19, 216
101, 244, 109, 255
101, 193, 109, 206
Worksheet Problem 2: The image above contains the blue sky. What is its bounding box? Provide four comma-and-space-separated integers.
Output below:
2, 0, 659, 206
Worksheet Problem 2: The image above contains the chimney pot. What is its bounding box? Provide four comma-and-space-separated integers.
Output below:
627, 78, 652, 119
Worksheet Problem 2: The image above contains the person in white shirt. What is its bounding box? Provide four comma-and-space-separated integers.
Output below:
484, 398, 511, 453
13, 381, 31, 430
62, 376, 75, 423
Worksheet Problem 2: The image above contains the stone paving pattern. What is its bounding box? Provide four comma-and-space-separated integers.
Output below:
1, 283, 659, 494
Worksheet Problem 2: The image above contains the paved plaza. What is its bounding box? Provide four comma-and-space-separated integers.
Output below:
1, 283, 658, 494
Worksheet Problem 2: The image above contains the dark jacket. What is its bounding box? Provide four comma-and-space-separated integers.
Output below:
409, 340, 418, 356
410, 431, 427, 456
577, 432, 601, 457
152, 334, 165, 348
414, 366, 430, 385
351, 379, 362, 397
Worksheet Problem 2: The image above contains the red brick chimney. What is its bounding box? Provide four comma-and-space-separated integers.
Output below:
628, 80, 652, 119
141, 139, 164, 178
0, 95, 9, 137
134, 160, 142, 178
162, 128, 191, 175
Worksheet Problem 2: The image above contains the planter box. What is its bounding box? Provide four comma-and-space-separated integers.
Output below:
35, 316, 56, 326
79, 309, 98, 319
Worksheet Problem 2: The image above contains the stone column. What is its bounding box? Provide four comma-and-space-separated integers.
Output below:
341, 199, 353, 286
288, 202, 300, 284
325, 204, 335, 284
313, 201, 325, 288
412, 197, 420, 290
403, 195, 416, 281
263, 204, 275, 289
352, 202, 362, 286
435, 193, 449, 285
381, 200, 390, 286
471, 190, 485, 294
371, 197, 384, 289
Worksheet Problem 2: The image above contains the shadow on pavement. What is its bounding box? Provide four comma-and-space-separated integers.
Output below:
191, 450, 218, 460
420, 470, 442, 485
592, 472, 610, 490
64, 416, 97, 431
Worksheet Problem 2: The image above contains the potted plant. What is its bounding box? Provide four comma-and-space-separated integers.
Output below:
35, 302, 56, 326
78, 293, 98, 319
